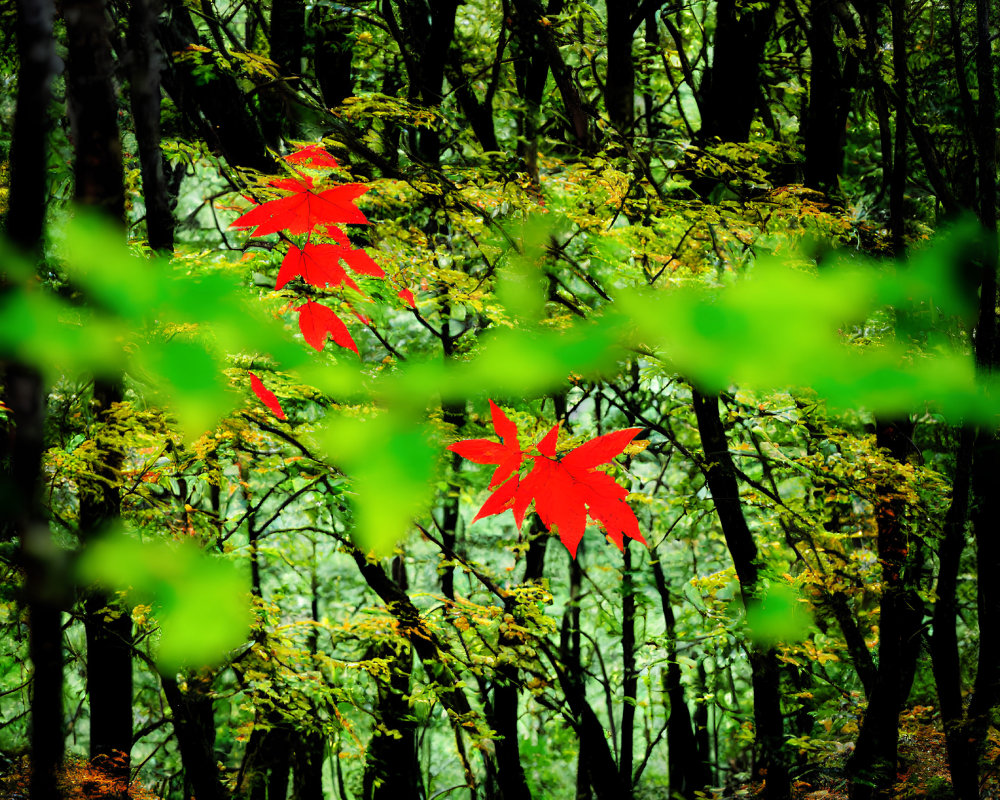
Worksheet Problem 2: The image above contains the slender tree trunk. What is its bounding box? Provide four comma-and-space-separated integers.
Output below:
63, 0, 125, 219
62, 0, 135, 789
262, 0, 305, 145
930, 428, 976, 800
848, 418, 921, 800
651, 553, 712, 798
291, 732, 325, 800
363, 558, 421, 800
605, 4, 636, 134
619, 542, 636, 796
957, 0, 1000, 755
162, 674, 227, 800
803, 0, 859, 194
3, 7, 61, 800
158, 0, 273, 171
697, 0, 779, 145
386, 0, 460, 164
128, 0, 175, 253
690, 390, 789, 800
510, 0, 589, 153
313, 9, 354, 107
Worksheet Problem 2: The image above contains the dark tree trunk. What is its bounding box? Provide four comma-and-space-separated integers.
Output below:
3, 6, 62, 800
63, 0, 126, 220
262, 0, 305, 145
312, 9, 354, 108
158, 0, 273, 172
511, 0, 560, 180
619, 542, 636, 796
127, 0, 175, 252
930, 428, 976, 800
690, 390, 789, 800
386, 0, 460, 164
953, 0, 1000, 784
238, 726, 292, 800
510, 0, 589, 154
362, 559, 421, 800
651, 553, 711, 798
849, 15, 920, 789
362, 642, 420, 800
561, 678, 627, 800
697, 0, 779, 145
803, 0, 859, 194
605, 4, 636, 134
270, 0, 305, 75
62, 0, 134, 788
78, 381, 132, 789
291, 732, 325, 800
439, 398, 466, 602
887, 0, 908, 255
162, 674, 227, 800
848, 418, 923, 800
487, 672, 532, 800
5, 0, 56, 253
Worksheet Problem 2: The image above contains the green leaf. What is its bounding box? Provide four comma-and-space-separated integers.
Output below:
77, 533, 251, 674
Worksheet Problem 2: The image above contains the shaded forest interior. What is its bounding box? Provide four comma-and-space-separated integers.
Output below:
1, 1, 999, 800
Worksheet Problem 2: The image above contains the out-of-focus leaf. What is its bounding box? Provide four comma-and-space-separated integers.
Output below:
746, 583, 813, 647
133, 338, 236, 437
0, 289, 126, 379
77, 533, 251, 674
314, 411, 439, 555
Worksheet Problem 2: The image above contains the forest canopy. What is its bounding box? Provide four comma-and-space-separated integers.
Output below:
1, 1, 998, 800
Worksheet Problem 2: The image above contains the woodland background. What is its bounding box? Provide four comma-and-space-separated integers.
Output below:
1, 1, 999, 800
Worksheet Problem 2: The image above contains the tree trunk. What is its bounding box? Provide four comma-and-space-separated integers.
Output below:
291, 732, 325, 800
930, 427, 976, 800
803, 0, 859, 194
848, 419, 923, 800
262, 0, 305, 145
651, 553, 712, 798
619, 541, 636, 796
63, 0, 126, 220
62, 0, 135, 789
605, 4, 635, 134
162, 674, 227, 800
127, 0, 175, 253
690, 389, 789, 800
387, 0, 460, 164
158, 0, 273, 172
3, 6, 62, 800
697, 0, 779, 145
313, 9, 354, 108
362, 557, 421, 800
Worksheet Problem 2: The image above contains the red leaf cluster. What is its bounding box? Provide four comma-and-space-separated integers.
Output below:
232, 144, 416, 419
448, 401, 647, 557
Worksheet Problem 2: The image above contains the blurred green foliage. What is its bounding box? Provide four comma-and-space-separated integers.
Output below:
76, 532, 250, 673
1, 210, 994, 670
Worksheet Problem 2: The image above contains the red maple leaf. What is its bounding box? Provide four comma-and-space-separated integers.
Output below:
295, 300, 358, 354
230, 177, 369, 237
283, 145, 339, 168
397, 288, 416, 308
249, 372, 286, 419
277, 243, 362, 292
451, 409, 645, 557
341, 247, 386, 278
447, 400, 523, 490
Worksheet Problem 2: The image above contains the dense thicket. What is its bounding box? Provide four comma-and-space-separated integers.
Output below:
0, 2, 997, 800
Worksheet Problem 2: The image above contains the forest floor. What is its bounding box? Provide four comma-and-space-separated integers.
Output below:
730, 707, 1000, 800
2, 707, 999, 799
